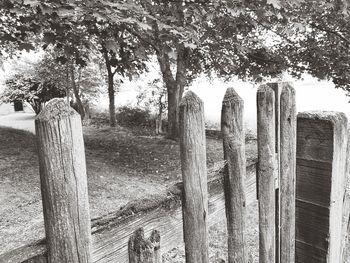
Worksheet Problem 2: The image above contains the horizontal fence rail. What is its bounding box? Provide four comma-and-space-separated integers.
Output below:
0, 160, 258, 263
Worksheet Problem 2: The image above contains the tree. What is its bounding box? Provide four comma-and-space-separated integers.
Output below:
137, 77, 167, 134
1, 51, 103, 115
272, 1, 350, 93
2, 73, 66, 114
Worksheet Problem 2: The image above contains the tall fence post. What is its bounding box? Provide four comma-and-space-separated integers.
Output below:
341, 129, 350, 261
221, 88, 247, 262
268, 82, 282, 263
35, 98, 92, 263
279, 83, 296, 262
257, 85, 276, 263
128, 228, 161, 263
179, 91, 209, 263
296, 111, 347, 262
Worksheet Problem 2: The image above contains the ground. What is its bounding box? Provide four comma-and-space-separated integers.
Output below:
0, 113, 258, 262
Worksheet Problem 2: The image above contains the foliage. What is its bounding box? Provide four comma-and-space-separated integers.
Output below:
2, 72, 66, 114
136, 77, 167, 116
273, 2, 350, 92
1, 51, 103, 114
116, 105, 154, 130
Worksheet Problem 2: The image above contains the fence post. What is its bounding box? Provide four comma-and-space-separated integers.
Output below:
35, 98, 91, 263
128, 228, 161, 263
221, 88, 247, 262
296, 111, 347, 262
341, 129, 350, 261
179, 91, 209, 263
257, 85, 276, 263
279, 83, 296, 262
268, 82, 282, 263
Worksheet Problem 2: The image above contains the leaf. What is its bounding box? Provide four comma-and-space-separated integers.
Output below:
267, 0, 281, 9
183, 42, 197, 49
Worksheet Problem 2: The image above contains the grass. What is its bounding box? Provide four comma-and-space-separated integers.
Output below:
0, 123, 258, 262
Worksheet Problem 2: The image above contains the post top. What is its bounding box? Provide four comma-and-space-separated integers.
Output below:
179, 91, 203, 110
257, 84, 274, 94
223, 87, 242, 103
298, 111, 348, 125
36, 98, 78, 121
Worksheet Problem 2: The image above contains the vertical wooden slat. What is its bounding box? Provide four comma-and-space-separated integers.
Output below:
179, 91, 209, 263
341, 129, 350, 262
35, 98, 91, 263
128, 228, 161, 263
268, 82, 282, 263
279, 83, 296, 262
221, 88, 247, 263
257, 85, 276, 263
296, 111, 347, 263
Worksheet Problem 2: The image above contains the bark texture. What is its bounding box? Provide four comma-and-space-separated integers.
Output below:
179, 91, 209, 263
279, 83, 296, 263
257, 85, 276, 263
128, 228, 161, 263
221, 88, 247, 263
35, 98, 92, 263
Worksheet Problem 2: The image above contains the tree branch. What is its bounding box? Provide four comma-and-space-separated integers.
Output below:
309, 22, 350, 45
123, 25, 160, 54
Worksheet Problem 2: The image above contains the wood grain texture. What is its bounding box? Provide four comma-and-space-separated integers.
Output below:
267, 82, 282, 263
179, 91, 209, 263
221, 88, 247, 263
0, 161, 258, 263
279, 83, 296, 263
257, 85, 276, 263
128, 228, 160, 263
35, 98, 92, 263
341, 129, 350, 262
296, 111, 347, 263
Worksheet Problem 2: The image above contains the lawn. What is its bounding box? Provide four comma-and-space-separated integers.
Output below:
0, 124, 258, 262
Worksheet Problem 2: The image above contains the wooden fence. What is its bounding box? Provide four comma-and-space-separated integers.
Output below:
0, 83, 349, 263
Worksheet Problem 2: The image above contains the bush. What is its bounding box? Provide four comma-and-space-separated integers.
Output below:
116, 106, 154, 130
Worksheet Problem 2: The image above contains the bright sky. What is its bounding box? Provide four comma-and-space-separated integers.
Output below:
190, 74, 350, 131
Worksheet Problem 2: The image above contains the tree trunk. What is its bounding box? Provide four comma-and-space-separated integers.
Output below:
103, 49, 117, 127
69, 64, 85, 120
166, 81, 180, 139
157, 44, 186, 140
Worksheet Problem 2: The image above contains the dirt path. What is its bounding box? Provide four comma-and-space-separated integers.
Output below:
0, 113, 35, 133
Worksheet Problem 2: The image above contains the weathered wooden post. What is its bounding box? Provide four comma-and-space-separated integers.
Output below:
279, 83, 296, 262
179, 91, 209, 263
257, 85, 276, 263
128, 228, 161, 263
296, 111, 347, 263
341, 129, 350, 261
267, 82, 282, 263
35, 98, 92, 263
221, 88, 247, 263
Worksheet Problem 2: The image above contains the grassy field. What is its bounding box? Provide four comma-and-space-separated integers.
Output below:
0, 123, 258, 262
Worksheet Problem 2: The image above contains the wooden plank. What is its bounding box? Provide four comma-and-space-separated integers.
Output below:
279, 83, 296, 262
341, 129, 350, 262
0, 161, 258, 263
268, 82, 282, 263
296, 111, 348, 263
257, 85, 276, 263
35, 98, 92, 263
179, 91, 209, 263
221, 88, 247, 262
